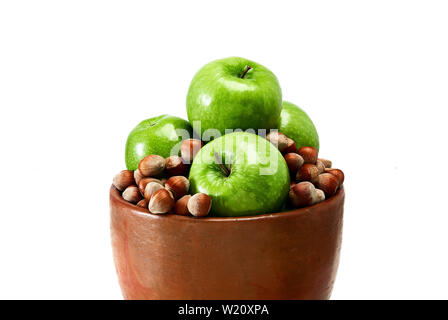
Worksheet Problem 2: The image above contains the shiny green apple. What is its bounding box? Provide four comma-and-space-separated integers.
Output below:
125, 115, 193, 170
186, 57, 282, 139
189, 132, 290, 217
279, 101, 320, 151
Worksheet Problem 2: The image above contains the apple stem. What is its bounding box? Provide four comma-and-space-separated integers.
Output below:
240, 65, 252, 79
214, 152, 230, 177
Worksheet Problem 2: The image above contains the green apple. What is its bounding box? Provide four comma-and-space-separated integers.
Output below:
189, 132, 290, 217
279, 101, 320, 151
186, 57, 282, 139
125, 115, 193, 170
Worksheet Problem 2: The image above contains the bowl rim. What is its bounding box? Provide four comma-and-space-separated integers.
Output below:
110, 184, 344, 223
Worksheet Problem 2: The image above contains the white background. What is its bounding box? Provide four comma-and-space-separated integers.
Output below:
1, 0, 447, 299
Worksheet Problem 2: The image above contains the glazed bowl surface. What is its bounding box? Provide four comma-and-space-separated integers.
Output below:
110, 185, 345, 299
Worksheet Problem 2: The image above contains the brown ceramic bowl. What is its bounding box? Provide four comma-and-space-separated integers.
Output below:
110, 185, 345, 300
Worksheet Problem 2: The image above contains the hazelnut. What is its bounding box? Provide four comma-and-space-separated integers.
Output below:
289, 182, 317, 208
138, 177, 163, 195
318, 158, 332, 168
134, 169, 144, 185
296, 164, 319, 184
136, 199, 149, 209
298, 146, 318, 164
174, 195, 192, 216
165, 176, 190, 200
122, 186, 142, 204
144, 181, 164, 201
284, 153, 304, 176
148, 189, 175, 214
138, 154, 165, 177
181, 139, 203, 163
325, 168, 345, 187
316, 173, 339, 197
315, 189, 326, 203
316, 160, 326, 174
283, 138, 297, 154
113, 170, 135, 191
266, 131, 289, 152
187, 193, 212, 217
165, 156, 188, 176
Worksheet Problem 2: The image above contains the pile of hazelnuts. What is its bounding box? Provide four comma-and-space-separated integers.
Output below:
265, 131, 344, 208
112, 138, 211, 217
113, 132, 344, 217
